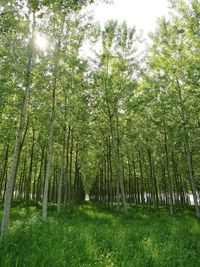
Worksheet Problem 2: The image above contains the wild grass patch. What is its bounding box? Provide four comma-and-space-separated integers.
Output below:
0, 203, 200, 267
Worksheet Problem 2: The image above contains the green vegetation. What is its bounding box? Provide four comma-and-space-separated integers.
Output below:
0, 0, 199, 264
0, 203, 200, 267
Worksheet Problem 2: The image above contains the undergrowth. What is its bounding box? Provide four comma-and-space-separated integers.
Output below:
0, 203, 200, 267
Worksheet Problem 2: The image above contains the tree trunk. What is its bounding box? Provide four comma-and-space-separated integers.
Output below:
138, 150, 145, 204
184, 137, 200, 218
164, 127, 173, 214
0, 144, 9, 199
0, 13, 35, 240
109, 117, 127, 211
147, 148, 156, 207
177, 79, 200, 218
36, 147, 44, 203
68, 131, 73, 203
57, 125, 66, 213
25, 128, 35, 205
63, 125, 70, 207
42, 82, 56, 220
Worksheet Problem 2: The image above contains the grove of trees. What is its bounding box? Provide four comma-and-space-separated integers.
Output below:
0, 0, 199, 240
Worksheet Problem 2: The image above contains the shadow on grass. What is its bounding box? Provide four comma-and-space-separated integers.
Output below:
0, 202, 200, 267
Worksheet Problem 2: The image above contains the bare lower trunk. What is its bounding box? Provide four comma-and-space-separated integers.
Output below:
42, 16, 66, 220
36, 147, 44, 203
68, 132, 73, 203
147, 148, 156, 208
63, 126, 70, 207
176, 79, 200, 218
138, 150, 145, 204
116, 177, 120, 210
184, 138, 200, 218
0, 144, 9, 198
42, 87, 55, 220
57, 127, 66, 213
111, 128, 127, 212
164, 128, 173, 214
26, 128, 35, 205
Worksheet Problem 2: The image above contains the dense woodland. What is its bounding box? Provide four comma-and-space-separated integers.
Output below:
0, 0, 200, 241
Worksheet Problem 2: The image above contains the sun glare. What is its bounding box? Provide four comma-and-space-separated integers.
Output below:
35, 34, 48, 51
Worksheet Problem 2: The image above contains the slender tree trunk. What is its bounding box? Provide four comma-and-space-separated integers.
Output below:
103, 53, 127, 211
68, 131, 73, 203
74, 144, 79, 202
184, 137, 200, 218
42, 17, 66, 220
0, 13, 35, 240
57, 125, 66, 213
152, 161, 159, 205
108, 137, 113, 206
17, 167, 23, 201
106, 142, 110, 205
104, 157, 107, 203
32, 161, 37, 202
26, 128, 35, 205
36, 147, 44, 203
64, 126, 70, 207
127, 161, 132, 203
138, 150, 145, 204
0, 144, 9, 199
171, 151, 182, 205
42, 84, 56, 220
176, 79, 200, 218
164, 128, 173, 214
147, 148, 156, 207
116, 176, 120, 210
50, 166, 57, 202
109, 118, 127, 211
21, 156, 27, 202
132, 159, 138, 204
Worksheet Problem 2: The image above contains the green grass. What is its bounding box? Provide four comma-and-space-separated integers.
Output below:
0, 203, 200, 267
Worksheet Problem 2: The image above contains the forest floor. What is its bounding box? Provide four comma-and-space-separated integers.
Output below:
0, 202, 200, 267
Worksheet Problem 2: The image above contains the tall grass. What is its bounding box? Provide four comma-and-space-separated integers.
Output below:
0, 203, 200, 267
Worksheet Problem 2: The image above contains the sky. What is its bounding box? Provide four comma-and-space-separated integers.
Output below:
90, 0, 170, 40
